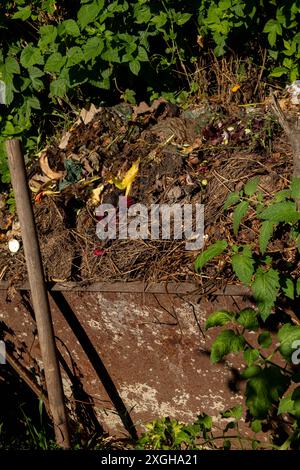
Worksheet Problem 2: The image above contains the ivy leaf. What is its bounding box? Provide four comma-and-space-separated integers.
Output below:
20, 45, 44, 68
129, 59, 141, 76
210, 330, 245, 364
259, 201, 300, 223
259, 221, 275, 255
231, 246, 254, 285
252, 268, 280, 320
44, 52, 66, 73
277, 324, 300, 360
237, 308, 259, 331
205, 311, 234, 330
83, 37, 104, 62
195, 240, 227, 272
244, 348, 260, 366
233, 201, 249, 235
244, 177, 260, 196
223, 191, 240, 211
77, 1, 103, 29
258, 331, 272, 348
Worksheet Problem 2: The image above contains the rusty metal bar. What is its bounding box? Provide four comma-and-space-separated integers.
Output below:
0, 280, 251, 296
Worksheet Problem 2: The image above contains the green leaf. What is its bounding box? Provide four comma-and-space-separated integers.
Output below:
20, 45, 44, 68
28, 66, 44, 91
252, 268, 280, 320
135, 6, 152, 24
237, 308, 259, 331
205, 311, 234, 330
50, 78, 68, 97
231, 246, 254, 285
38, 25, 58, 51
278, 394, 295, 415
44, 52, 66, 73
83, 37, 104, 61
221, 405, 242, 420
259, 221, 275, 255
244, 177, 260, 196
258, 331, 272, 348
259, 201, 300, 223
269, 67, 288, 78
210, 330, 245, 364
291, 177, 300, 200
137, 46, 149, 62
12, 6, 31, 20
5, 57, 20, 75
274, 189, 291, 202
251, 420, 262, 433
66, 47, 84, 67
195, 240, 227, 272
282, 278, 294, 300
60, 19, 80, 37
223, 191, 240, 210
242, 365, 261, 379
77, 1, 102, 29
175, 13, 192, 26
233, 201, 249, 235
196, 413, 212, 431
277, 324, 300, 360
244, 348, 260, 366
246, 366, 290, 418
129, 59, 141, 76
296, 278, 300, 296
102, 48, 120, 63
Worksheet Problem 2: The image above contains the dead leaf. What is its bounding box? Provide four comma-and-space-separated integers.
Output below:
39, 150, 66, 181
78, 103, 101, 125
58, 131, 71, 150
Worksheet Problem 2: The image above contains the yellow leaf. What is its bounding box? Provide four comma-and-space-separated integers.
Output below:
108, 159, 140, 196
231, 84, 241, 93
90, 184, 104, 206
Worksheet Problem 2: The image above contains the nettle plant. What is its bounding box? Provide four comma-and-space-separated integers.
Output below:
198, 0, 300, 81
195, 177, 300, 449
0, 0, 196, 184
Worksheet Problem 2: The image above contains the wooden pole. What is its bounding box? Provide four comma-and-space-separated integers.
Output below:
6, 140, 70, 449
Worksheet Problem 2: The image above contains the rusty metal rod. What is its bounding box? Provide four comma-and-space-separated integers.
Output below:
0, 281, 251, 296
6, 140, 70, 449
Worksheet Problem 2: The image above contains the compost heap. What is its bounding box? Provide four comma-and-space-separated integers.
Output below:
0, 97, 292, 288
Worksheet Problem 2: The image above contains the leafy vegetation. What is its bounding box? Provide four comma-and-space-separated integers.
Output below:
1, 0, 300, 185
193, 177, 300, 449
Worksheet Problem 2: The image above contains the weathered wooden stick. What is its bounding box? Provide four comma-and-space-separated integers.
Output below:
6, 140, 70, 449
